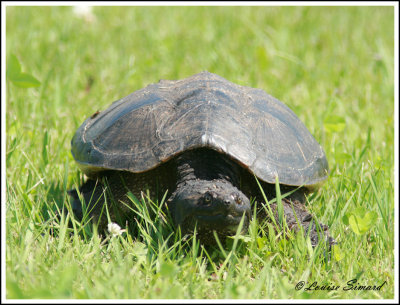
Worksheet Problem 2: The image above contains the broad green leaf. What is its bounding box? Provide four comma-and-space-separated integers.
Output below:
257, 236, 267, 249
6, 54, 41, 88
347, 209, 378, 235
332, 244, 345, 261
342, 213, 350, 226
352, 206, 368, 217
362, 211, 378, 231
324, 115, 346, 133
11, 72, 41, 88
348, 215, 364, 235
6, 54, 21, 80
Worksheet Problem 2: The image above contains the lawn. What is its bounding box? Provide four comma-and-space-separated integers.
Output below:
4, 5, 396, 300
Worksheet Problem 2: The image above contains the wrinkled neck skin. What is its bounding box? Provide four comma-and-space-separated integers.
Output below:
174, 149, 241, 188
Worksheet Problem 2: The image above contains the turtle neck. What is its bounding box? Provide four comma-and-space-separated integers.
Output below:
173, 148, 241, 188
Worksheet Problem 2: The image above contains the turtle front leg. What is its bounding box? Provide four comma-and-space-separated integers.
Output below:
260, 198, 335, 248
67, 179, 109, 232
67, 179, 97, 219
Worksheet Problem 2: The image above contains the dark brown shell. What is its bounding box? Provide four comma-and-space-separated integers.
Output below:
71, 72, 329, 188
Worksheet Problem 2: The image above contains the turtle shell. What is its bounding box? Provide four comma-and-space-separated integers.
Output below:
71, 72, 329, 189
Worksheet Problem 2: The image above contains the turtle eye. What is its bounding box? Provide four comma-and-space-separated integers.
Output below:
204, 193, 213, 204
232, 193, 243, 205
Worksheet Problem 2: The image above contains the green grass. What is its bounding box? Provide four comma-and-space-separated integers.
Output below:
5, 5, 395, 299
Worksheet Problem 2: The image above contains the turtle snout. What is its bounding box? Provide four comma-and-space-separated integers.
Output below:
221, 193, 251, 220
223, 199, 231, 206
224, 192, 245, 206
194, 190, 250, 218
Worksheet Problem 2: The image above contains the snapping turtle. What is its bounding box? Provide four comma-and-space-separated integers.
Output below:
69, 71, 332, 245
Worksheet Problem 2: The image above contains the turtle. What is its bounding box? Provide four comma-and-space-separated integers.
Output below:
68, 71, 333, 246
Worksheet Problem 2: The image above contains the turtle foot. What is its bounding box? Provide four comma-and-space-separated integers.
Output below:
258, 198, 335, 248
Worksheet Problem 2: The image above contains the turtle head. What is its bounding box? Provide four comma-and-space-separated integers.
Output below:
168, 179, 251, 241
